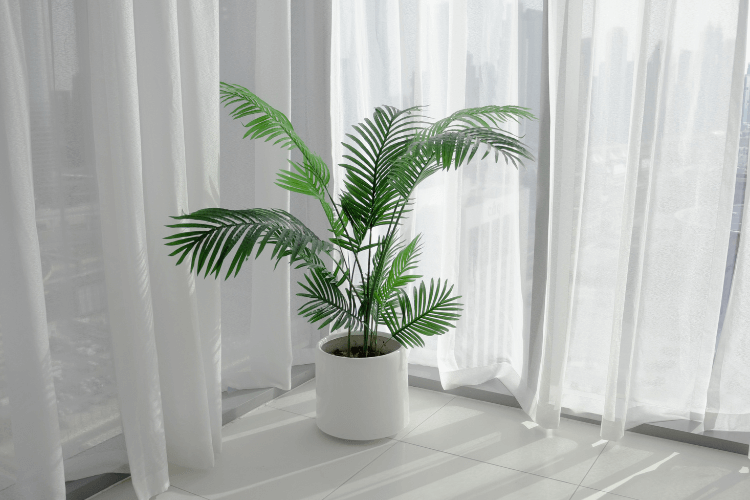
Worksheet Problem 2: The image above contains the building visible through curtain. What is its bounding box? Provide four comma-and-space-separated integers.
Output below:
332, 0, 750, 449
0, 1, 222, 499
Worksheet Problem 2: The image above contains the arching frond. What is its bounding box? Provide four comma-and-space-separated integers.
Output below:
297, 266, 362, 331
381, 279, 463, 348
220, 82, 331, 203
376, 234, 422, 308
388, 127, 534, 200
165, 208, 330, 279
339, 105, 425, 233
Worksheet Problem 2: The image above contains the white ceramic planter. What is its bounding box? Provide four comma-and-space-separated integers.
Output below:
315, 331, 409, 440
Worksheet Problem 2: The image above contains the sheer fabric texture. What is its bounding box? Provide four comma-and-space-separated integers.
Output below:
220, 0, 333, 391
332, 0, 544, 394
537, 0, 748, 442
2, 1, 750, 499
333, 0, 750, 453
0, 1, 332, 498
0, 1, 222, 498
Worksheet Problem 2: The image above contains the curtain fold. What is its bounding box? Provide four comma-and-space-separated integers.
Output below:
705, 0, 750, 454
247, 0, 294, 391
333, 0, 750, 449
1, 1, 221, 498
332, 0, 540, 409
87, 2, 172, 497
548, 0, 746, 439
2, 0, 332, 497
0, 1, 66, 497
131, 0, 217, 471
176, 0, 223, 458
220, 0, 334, 390
219, 0, 296, 392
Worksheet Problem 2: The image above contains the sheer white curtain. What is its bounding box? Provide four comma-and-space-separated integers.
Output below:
332, 0, 543, 394
332, 0, 543, 405
535, 0, 748, 441
220, 0, 333, 390
0, 1, 221, 499
333, 0, 749, 449
706, 0, 750, 443
1, 0, 332, 498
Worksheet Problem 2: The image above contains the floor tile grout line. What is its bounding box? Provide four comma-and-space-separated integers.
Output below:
229, 389, 633, 500
567, 485, 582, 500
394, 394, 457, 442
319, 439, 400, 500
577, 438, 609, 487
397, 439, 582, 488
265, 405, 315, 419
241, 387, 630, 499
573, 441, 641, 499
573, 485, 639, 500
170, 484, 212, 500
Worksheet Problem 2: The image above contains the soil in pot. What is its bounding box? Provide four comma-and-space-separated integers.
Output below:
323, 334, 400, 358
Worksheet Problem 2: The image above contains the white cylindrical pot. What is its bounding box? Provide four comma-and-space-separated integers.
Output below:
315, 331, 409, 440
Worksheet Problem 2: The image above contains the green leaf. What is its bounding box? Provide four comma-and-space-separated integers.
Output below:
381, 279, 463, 348
165, 207, 330, 279
221, 82, 332, 203
388, 129, 534, 200
297, 265, 362, 331
428, 105, 536, 136
377, 234, 422, 309
339, 105, 425, 233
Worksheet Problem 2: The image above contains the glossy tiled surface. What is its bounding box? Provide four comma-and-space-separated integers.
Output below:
580, 431, 750, 500
401, 396, 604, 484
93, 381, 750, 500
90, 484, 203, 500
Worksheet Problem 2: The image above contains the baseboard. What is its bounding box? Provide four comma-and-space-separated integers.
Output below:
407, 366, 750, 456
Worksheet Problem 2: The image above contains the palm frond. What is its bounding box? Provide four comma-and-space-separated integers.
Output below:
220, 82, 331, 203
388, 127, 534, 200
381, 279, 462, 348
377, 234, 422, 308
340, 105, 425, 232
165, 207, 330, 279
297, 266, 362, 331
166, 84, 536, 350
428, 105, 536, 135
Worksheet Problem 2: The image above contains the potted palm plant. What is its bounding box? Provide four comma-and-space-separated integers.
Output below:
165, 82, 534, 440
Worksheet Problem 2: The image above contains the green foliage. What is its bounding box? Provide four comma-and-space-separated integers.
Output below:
166, 82, 535, 354
165, 208, 331, 279
381, 279, 463, 348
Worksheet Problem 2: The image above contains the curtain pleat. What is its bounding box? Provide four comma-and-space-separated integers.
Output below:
530, 0, 587, 429
220, 0, 334, 389
131, 0, 217, 470
545, 0, 746, 438
289, 0, 336, 365
87, 2, 171, 497
2, 0, 335, 497
176, 0, 223, 457
705, 0, 750, 456
0, 1, 66, 497
221, 0, 294, 391
333, 0, 750, 449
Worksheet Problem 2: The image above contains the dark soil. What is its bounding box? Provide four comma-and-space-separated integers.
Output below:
331, 345, 389, 358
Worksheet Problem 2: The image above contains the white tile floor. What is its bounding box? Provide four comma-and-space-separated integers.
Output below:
93, 380, 750, 500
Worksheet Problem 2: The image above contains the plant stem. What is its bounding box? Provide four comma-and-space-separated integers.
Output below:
364, 228, 374, 357
348, 253, 354, 357
322, 184, 367, 287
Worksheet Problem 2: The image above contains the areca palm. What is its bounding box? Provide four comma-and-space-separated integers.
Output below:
165, 82, 535, 356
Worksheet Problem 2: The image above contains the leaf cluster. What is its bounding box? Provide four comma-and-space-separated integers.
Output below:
165, 82, 535, 353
